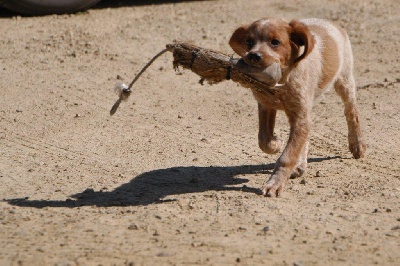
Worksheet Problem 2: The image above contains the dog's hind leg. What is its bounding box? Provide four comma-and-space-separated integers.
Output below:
334, 75, 366, 159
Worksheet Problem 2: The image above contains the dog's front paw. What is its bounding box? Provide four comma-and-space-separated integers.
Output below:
290, 166, 305, 179
259, 136, 282, 154
261, 174, 288, 197
349, 138, 366, 159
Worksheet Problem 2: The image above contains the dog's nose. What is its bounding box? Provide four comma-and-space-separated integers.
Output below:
247, 52, 262, 63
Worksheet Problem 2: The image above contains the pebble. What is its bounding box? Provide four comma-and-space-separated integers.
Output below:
262, 226, 270, 232
191, 241, 204, 247
128, 224, 139, 230
293, 260, 304, 266
315, 170, 323, 177
82, 188, 94, 194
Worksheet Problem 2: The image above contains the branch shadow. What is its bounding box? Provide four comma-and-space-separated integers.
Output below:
3, 156, 341, 208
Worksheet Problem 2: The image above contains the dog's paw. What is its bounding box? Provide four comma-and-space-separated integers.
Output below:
349, 138, 366, 159
259, 137, 282, 154
290, 166, 305, 179
261, 174, 287, 197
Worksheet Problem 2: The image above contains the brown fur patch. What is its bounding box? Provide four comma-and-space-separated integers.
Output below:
308, 25, 341, 90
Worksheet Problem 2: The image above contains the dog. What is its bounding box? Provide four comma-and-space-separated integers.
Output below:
229, 18, 366, 197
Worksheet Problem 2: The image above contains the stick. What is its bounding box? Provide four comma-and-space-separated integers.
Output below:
109, 41, 283, 116
109, 48, 169, 115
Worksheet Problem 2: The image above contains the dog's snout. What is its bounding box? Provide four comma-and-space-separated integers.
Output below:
247, 52, 263, 63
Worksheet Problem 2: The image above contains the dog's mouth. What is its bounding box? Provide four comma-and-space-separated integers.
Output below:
243, 56, 261, 68
234, 59, 282, 85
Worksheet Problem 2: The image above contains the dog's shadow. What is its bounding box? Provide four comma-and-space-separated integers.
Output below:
4, 156, 340, 208
5, 164, 272, 208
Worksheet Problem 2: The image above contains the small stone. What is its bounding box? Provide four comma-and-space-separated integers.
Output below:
83, 188, 94, 194
293, 261, 304, 266
262, 226, 270, 232
300, 179, 307, 185
128, 224, 139, 230
157, 252, 171, 257
191, 241, 204, 247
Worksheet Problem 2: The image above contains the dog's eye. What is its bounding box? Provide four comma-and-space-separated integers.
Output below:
271, 39, 281, 47
246, 39, 255, 49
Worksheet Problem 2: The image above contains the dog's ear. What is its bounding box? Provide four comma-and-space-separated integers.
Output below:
229, 24, 250, 57
289, 20, 314, 63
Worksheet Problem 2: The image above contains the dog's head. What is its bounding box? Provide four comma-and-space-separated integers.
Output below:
229, 18, 314, 70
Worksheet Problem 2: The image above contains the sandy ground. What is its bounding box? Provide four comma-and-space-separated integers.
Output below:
1, 0, 399, 265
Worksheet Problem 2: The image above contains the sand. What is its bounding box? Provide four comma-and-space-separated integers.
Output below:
0, 0, 399, 265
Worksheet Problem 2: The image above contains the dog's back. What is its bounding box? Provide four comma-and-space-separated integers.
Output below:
299, 18, 353, 97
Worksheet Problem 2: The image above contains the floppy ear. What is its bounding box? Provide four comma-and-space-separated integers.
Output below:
229, 24, 250, 57
289, 20, 314, 63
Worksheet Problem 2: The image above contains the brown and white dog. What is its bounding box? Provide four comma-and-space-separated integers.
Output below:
229, 18, 366, 197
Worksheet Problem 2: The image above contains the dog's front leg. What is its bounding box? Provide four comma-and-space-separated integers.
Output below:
262, 109, 311, 197
258, 103, 282, 154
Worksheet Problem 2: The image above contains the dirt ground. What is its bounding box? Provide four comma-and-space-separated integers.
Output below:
0, 0, 399, 265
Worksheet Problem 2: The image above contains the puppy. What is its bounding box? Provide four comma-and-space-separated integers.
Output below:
229, 18, 366, 197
